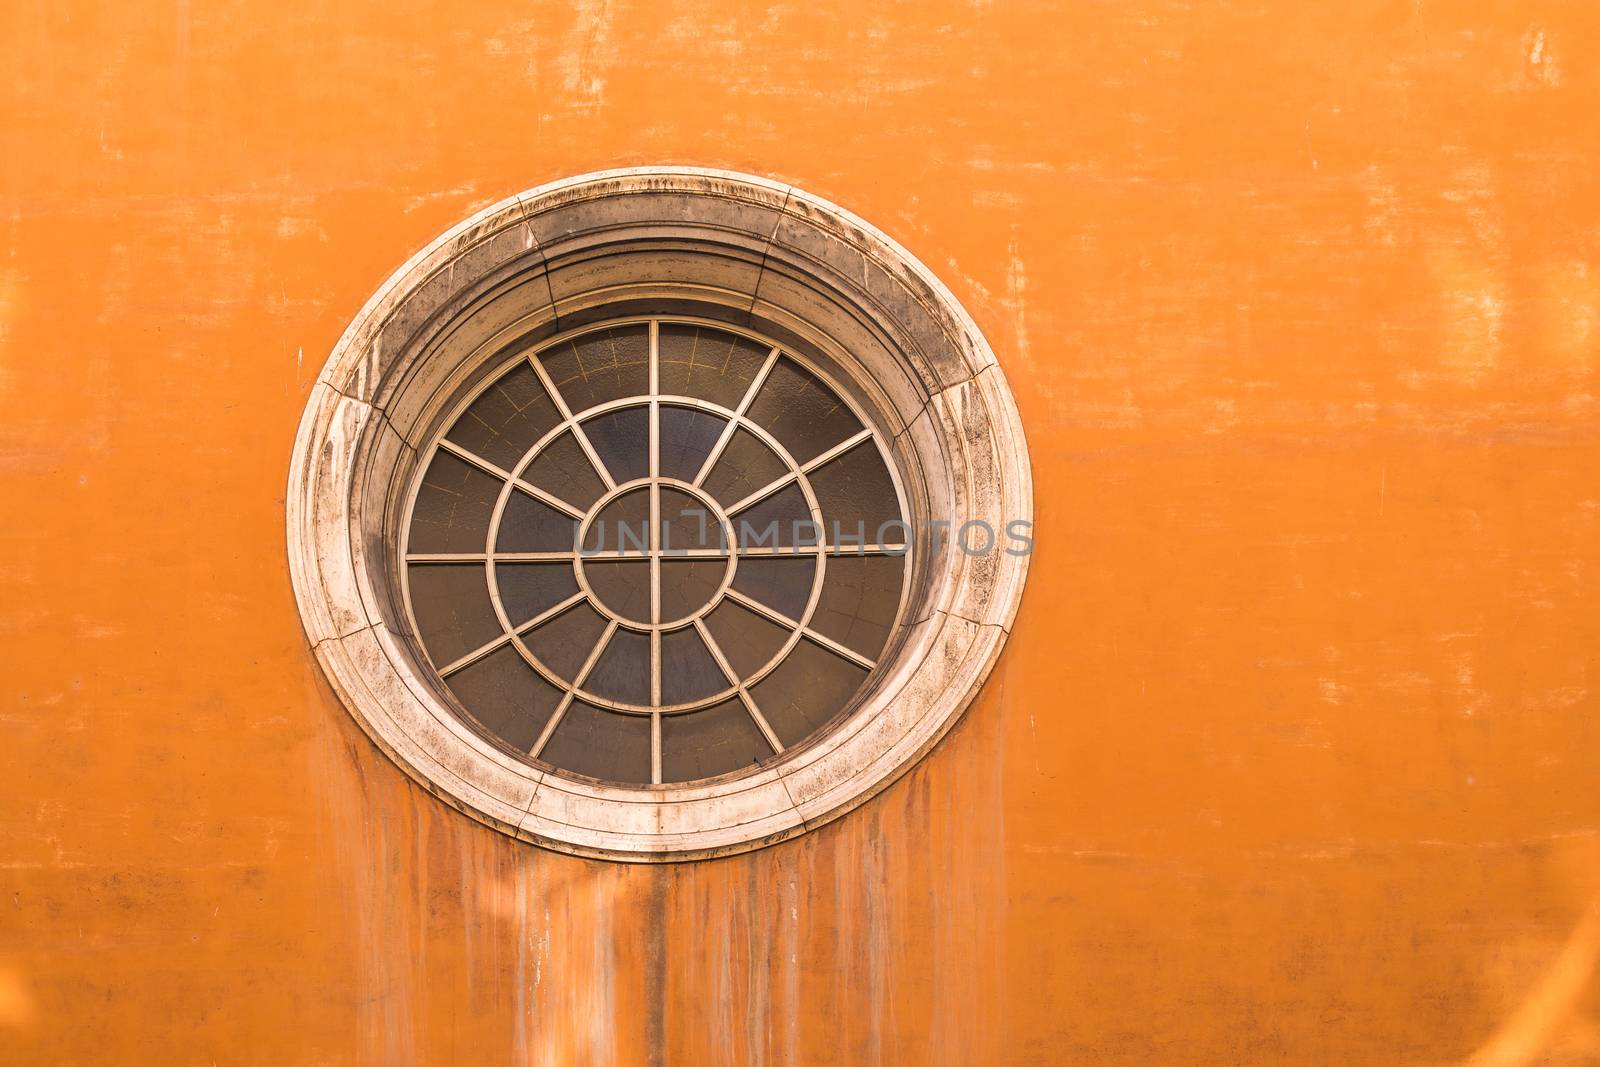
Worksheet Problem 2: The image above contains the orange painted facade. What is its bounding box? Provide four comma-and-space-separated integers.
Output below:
5, 2, 1600, 1063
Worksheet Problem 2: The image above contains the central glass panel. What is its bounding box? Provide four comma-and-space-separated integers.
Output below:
577, 482, 735, 628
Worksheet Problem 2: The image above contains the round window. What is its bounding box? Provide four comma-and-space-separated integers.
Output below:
405, 319, 910, 785
288, 169, 1031, 860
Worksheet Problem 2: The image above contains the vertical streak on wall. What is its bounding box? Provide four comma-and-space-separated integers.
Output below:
648, 657, 1011, 1064
309, 690, 418, 1065
646, 865, 668, 1067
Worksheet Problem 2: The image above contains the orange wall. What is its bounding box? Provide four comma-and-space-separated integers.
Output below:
5, 1, 1600, 1063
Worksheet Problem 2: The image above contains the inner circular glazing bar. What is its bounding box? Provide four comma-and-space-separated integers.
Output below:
570, 477, 738, 631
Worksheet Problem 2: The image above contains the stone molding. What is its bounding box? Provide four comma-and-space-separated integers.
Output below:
286, 168, 1032, 860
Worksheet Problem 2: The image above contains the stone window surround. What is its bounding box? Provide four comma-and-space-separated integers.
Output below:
287, 167, 1032, 861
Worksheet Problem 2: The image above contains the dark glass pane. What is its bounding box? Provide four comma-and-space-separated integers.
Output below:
540, 701, 651, 784
809, 443, 904, 547
537, 324, 650, 414
732, 484, 814, 549
658, 560, 725, 622
660, 700, 769, 783
409, 451, 501, 554
657, 324, 770, 408
701, 428, 788, 510
495, 562, 579, 628
408, 563, 503, 667
409, 323, 911, 782
444, 363, 561, 471
583, 487, 651, 553
585, 629, 650, 705
581, 406, 649, 485
702, 599, 791, 679
659, 486, 722, 552
583, 559, 652, 624
658, 406, 726, 482
744, 358, 861, 465
445, 644, 564, 752
659, 627, 728, 705
811, 554, 905, 660
523, 432, 607, 511
496, 490, 578, 553
731, 555, 816, 621
749, 640, 868, 747
521, 601, 608, 683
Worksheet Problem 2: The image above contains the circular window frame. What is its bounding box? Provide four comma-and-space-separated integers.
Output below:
288, 167, 1032, 860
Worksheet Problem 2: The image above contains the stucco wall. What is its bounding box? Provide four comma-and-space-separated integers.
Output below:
4, 2, 1600, 1063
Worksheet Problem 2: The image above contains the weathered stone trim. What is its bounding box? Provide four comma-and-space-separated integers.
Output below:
286, 167, 1032, 861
